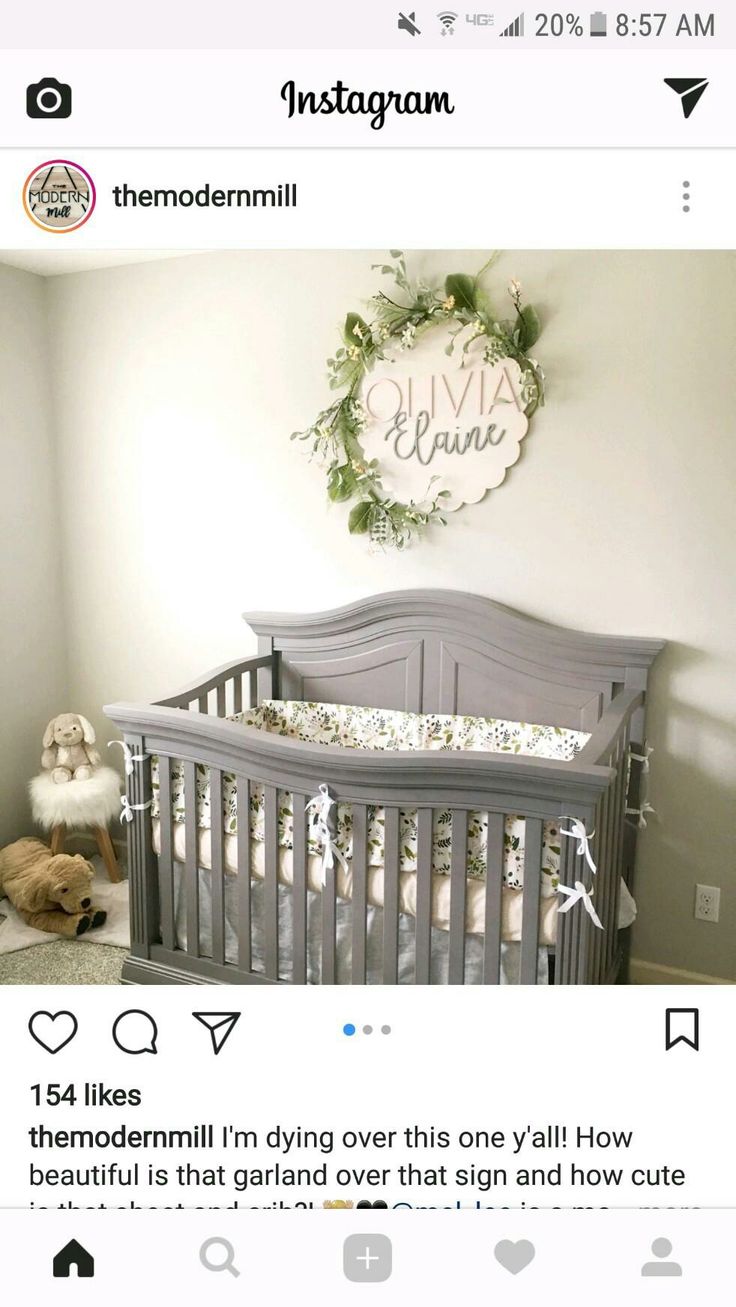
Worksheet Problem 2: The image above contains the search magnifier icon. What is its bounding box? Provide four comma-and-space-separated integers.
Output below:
199, 1237, 241, 1278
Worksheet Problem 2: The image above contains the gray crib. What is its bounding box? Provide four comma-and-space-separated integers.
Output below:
104, 590, 663, 986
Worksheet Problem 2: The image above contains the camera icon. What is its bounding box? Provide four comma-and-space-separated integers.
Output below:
26, 77, 72, 119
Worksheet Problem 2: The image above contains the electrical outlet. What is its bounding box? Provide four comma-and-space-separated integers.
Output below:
694, 884, 720, 922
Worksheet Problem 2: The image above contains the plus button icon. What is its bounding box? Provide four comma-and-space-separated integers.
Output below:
356, 1245, 380, 1271
343, 1233, 393, 1283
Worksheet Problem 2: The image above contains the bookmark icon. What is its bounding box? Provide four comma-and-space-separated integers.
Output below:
193, 1011, 241, 1055
665, 1007, 699, 1051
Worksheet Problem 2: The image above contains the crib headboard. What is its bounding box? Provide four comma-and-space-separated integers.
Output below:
244, 590, 664, 732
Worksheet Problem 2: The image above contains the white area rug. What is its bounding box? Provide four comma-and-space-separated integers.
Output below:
0, 858, 129, 955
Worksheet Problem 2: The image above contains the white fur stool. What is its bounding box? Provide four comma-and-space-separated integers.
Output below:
29, 766, 123, 883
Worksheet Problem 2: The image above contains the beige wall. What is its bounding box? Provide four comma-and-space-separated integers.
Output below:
10, 249, 736, 979
0, 264, 67, 843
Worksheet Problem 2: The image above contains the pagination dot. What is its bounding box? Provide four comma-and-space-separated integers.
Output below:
343, 1023, 356, 1036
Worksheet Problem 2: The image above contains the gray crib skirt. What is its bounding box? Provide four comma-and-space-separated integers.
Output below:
171, 866, 548, 986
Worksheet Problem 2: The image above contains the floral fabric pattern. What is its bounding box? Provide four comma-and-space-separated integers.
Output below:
150, 700, 588, 893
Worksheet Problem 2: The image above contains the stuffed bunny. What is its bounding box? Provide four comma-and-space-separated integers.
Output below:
41, 713, 101, 783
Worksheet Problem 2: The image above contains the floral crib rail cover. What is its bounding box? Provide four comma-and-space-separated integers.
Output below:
150, 700, 590, 894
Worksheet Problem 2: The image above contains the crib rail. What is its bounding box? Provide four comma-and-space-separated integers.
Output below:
105, 684, 643, 988
155, 654, 276, 714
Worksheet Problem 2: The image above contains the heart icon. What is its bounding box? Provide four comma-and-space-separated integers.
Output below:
28, 1010, 78, 1054
494, 1239, 536, 1275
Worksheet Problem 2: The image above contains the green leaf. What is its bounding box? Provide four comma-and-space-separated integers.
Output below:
474, 285, 493, 319
348, 501, 373, 534
327, 465, 355, 503
343, 312, 369, 347
389, 249, 403, 258
444, 273, 476, 313
518, 304, 541, 349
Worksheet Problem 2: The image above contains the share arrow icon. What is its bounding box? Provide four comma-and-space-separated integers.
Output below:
664, 77, 709, 119
193, 1011, 241, 1055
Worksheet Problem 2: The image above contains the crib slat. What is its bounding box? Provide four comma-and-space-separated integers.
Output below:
448, 810, 468, 985
183, 761, 200, 958
249, 668, 258, 709
292, 793, 308, 984
210, 768, 225, 965
555, 820, 576, 985
322, 861, 337, 985
575, 822, 597, 984
483, 813, 504, 984
264, 785, 279, 981
352, 805, 368, 984
157, 757, 175, 951
608, 729, 630, 965
591, 784, 609, 983
198, 695, 208, 714
233, 675, 243, 715
216, 683, 226, 717
382, 808, 400, 984
236, 778, 251, 972
415, 808, 433, 984
520, 817, 543, 984
603, 754, 619, 976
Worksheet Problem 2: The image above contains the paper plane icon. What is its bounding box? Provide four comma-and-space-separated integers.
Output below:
193, 1011, 241, 1055
664, 77, 709, 119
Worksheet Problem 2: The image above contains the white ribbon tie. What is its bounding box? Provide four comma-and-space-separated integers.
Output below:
629, 744, 654, 774
120, 794, 153, 824
626, 800, 657, 830
305, 784, 348, 886
108, 739, 149, 776
626, 742, 656, 829
558, 880, 603, 930
560, 818, 597, 876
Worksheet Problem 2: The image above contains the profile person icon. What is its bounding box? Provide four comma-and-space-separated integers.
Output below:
641, 1238, 682, 1277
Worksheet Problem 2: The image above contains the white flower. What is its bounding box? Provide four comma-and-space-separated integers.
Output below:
509, 278, 522, 298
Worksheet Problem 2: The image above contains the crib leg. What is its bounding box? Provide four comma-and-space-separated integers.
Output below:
94, 825, 123, 883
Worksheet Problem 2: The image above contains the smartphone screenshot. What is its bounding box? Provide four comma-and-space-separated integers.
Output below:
0, 1, 734, 1300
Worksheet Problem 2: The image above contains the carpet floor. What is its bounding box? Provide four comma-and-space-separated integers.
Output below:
0, 932, 126, 983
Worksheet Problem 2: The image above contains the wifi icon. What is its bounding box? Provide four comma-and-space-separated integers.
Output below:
664, 77, 709, 119
437, 10, 457, 35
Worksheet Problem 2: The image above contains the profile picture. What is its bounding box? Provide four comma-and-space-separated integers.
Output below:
22, 160, 95, 233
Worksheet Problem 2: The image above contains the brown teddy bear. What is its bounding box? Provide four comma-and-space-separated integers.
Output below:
41, 713, 101, 783
0, 838, 107, 937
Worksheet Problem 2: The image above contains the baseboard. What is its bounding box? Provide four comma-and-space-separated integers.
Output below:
629, 958, 734, 985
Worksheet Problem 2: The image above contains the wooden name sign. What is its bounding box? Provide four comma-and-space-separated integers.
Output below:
360, 325, 529, 511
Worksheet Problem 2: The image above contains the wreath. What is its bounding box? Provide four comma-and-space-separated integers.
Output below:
291, 251, 545, 548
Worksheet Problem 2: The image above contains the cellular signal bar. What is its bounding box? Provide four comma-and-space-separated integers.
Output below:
500, 12, 525, 38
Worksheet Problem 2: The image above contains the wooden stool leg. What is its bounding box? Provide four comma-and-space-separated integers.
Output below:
93, 826, 122, 883
50, 824, 66, 855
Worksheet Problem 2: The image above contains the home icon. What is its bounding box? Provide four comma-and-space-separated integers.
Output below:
52, 1238, 95, 1278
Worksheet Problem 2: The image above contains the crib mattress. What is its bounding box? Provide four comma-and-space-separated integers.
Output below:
152, 819, 563, 946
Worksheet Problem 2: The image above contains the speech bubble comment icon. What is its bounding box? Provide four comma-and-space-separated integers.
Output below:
112, 1009, 158, 1055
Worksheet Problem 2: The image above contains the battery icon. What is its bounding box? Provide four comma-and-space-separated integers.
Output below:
590, 11, 607, 35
